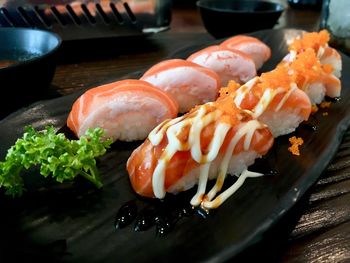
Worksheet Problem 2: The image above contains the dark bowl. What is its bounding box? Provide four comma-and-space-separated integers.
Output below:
197, 0, 285, 39
0, 27, 61, 119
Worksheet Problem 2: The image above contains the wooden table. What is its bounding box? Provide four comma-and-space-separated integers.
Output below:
7, 0, 350, 262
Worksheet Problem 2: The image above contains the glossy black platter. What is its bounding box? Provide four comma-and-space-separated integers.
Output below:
0, 29, 350, 262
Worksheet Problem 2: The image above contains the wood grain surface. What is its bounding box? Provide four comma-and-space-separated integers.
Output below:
281, 131, 350, 262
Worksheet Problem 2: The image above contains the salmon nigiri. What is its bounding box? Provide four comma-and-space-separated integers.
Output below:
318, 46, 342, 78
287, 29, 342, 78
187, 45, 257, 86
219, 66, 312, 137
220, 35, 271, 70
140, 59, 221, 113
281, 48, 341, 104
127, 97, 273, 209
67, 79, 178, 142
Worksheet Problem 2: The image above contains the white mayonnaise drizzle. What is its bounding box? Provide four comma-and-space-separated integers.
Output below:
317, 46, 325, 59
234, 77, 258, 106
234, 81, 297, 119
275, 83, 297, 112
202, 170, 263, 209
287, 50, 297, 63
201, 120, 263, 204
148, 103, 265, 209
148, 116, 185, 146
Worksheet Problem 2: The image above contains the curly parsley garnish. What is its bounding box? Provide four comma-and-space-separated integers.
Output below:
0, 126, 112, 197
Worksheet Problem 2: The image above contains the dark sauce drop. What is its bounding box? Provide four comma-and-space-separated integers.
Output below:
133, 195, 199, 235
325, 96, 341, 103
195, 207, 210, 219
155, 216, 173, 236
115, 188, 212, 236
134, 208, 157, 231
179, 203, 195, 217
115, 200, 138, 229
115, 163, 274, 236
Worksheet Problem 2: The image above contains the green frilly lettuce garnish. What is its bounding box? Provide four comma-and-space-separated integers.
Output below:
0, 126, 112, 197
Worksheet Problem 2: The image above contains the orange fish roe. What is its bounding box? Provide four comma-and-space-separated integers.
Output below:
289, 30, 330, 53
288, 136, 304, 156
214, 96, 241, 126
320, 101, 331, 108
287, 48, 331, 88
219, 80, 241, 98
322, 64, 334, 74
311, 104, 319, 113
258, 66, 295, 91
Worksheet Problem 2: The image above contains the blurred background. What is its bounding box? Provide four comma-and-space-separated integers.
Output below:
171, 0, 323, 33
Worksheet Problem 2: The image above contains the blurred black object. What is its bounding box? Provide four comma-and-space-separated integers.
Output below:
288, 0, 323, 10
197, 0, 285, 39
0, 27, 61, 120
0, 0, 172, 42
173, 0, 197, 8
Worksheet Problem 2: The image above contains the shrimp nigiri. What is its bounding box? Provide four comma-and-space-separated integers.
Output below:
127, 97, 273, 209
140, 59, 221, 113
187, 45, 257, 86
67, 79, 178, 142
220, 35, 271, 70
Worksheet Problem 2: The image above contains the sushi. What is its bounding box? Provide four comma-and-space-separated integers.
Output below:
280, 48, 341, 104
125, 29, 341, 210
187, 45, 257, 86
219, 65, 312, 137
220, 35, 271, 70
318, 46, 342, 78
286, 29, 342, 78
67, 79, 178, 142
127, 96, 273, 209
140, 59, 221, 113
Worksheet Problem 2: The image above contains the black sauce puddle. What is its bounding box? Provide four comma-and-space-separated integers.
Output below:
115, 157, 278, 237
114, 190, 210, 236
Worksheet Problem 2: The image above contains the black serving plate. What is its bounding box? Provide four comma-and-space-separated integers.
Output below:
0, 29, 350, 262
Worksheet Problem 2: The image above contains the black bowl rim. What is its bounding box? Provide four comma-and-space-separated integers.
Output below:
0, 27, 62, 72
196, 0, 285, 14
